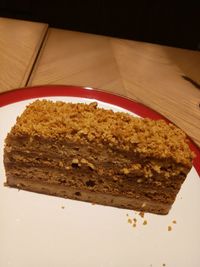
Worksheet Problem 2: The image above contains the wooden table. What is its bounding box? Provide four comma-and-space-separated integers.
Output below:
1, 20, 200, 147
28, 28, 200, 147
0, 17, 48, 92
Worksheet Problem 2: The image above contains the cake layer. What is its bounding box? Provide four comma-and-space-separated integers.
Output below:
5, 133, 193, 169
5, 151, 188, 181
5, 176, 171, 214
5, 158, 185, 192
5, 136, 190, 178
5, 163, 184, 205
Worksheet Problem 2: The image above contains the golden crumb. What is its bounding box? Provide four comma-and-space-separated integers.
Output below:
133, 223, 137, 227
72, 158, 79, 164
87, 162, 95, 170
143, 220, 147, 225
128, 218, 132, 224
133, 218, 137, 223
10, 100, 194, 167
168, 226, 172, 231
122, 168, 130, 175
172, 220, 177, 224
61, 206, 65, 209
80, 158, 87, 164
141, 202, 146, 208
139, 211, 145, 218
162, 264, 166, 266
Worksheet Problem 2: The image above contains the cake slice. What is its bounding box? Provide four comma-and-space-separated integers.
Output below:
3, 100, 194, 214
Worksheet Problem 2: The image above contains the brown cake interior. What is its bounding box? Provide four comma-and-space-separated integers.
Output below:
3, 100, 194, 214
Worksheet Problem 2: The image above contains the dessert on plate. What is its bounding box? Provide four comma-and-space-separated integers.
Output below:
3, 100, 194, 214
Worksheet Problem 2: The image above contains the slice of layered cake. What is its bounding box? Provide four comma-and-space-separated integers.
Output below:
3, 100, 194, 214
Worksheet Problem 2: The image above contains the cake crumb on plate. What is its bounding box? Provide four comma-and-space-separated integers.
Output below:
139, 211, 145, 218
128, 218, 132, 224
143, 220, 147, 225
168, 226, 172, 231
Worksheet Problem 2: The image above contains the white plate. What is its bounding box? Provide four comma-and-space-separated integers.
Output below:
0, 89, 200, 267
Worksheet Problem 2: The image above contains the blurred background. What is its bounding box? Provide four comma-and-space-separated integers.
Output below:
0, 0, 199, 50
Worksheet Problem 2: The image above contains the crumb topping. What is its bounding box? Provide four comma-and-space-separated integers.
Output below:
10, 100, 194, 166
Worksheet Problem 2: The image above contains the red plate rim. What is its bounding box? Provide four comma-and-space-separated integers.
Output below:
0, 85, 199, 175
